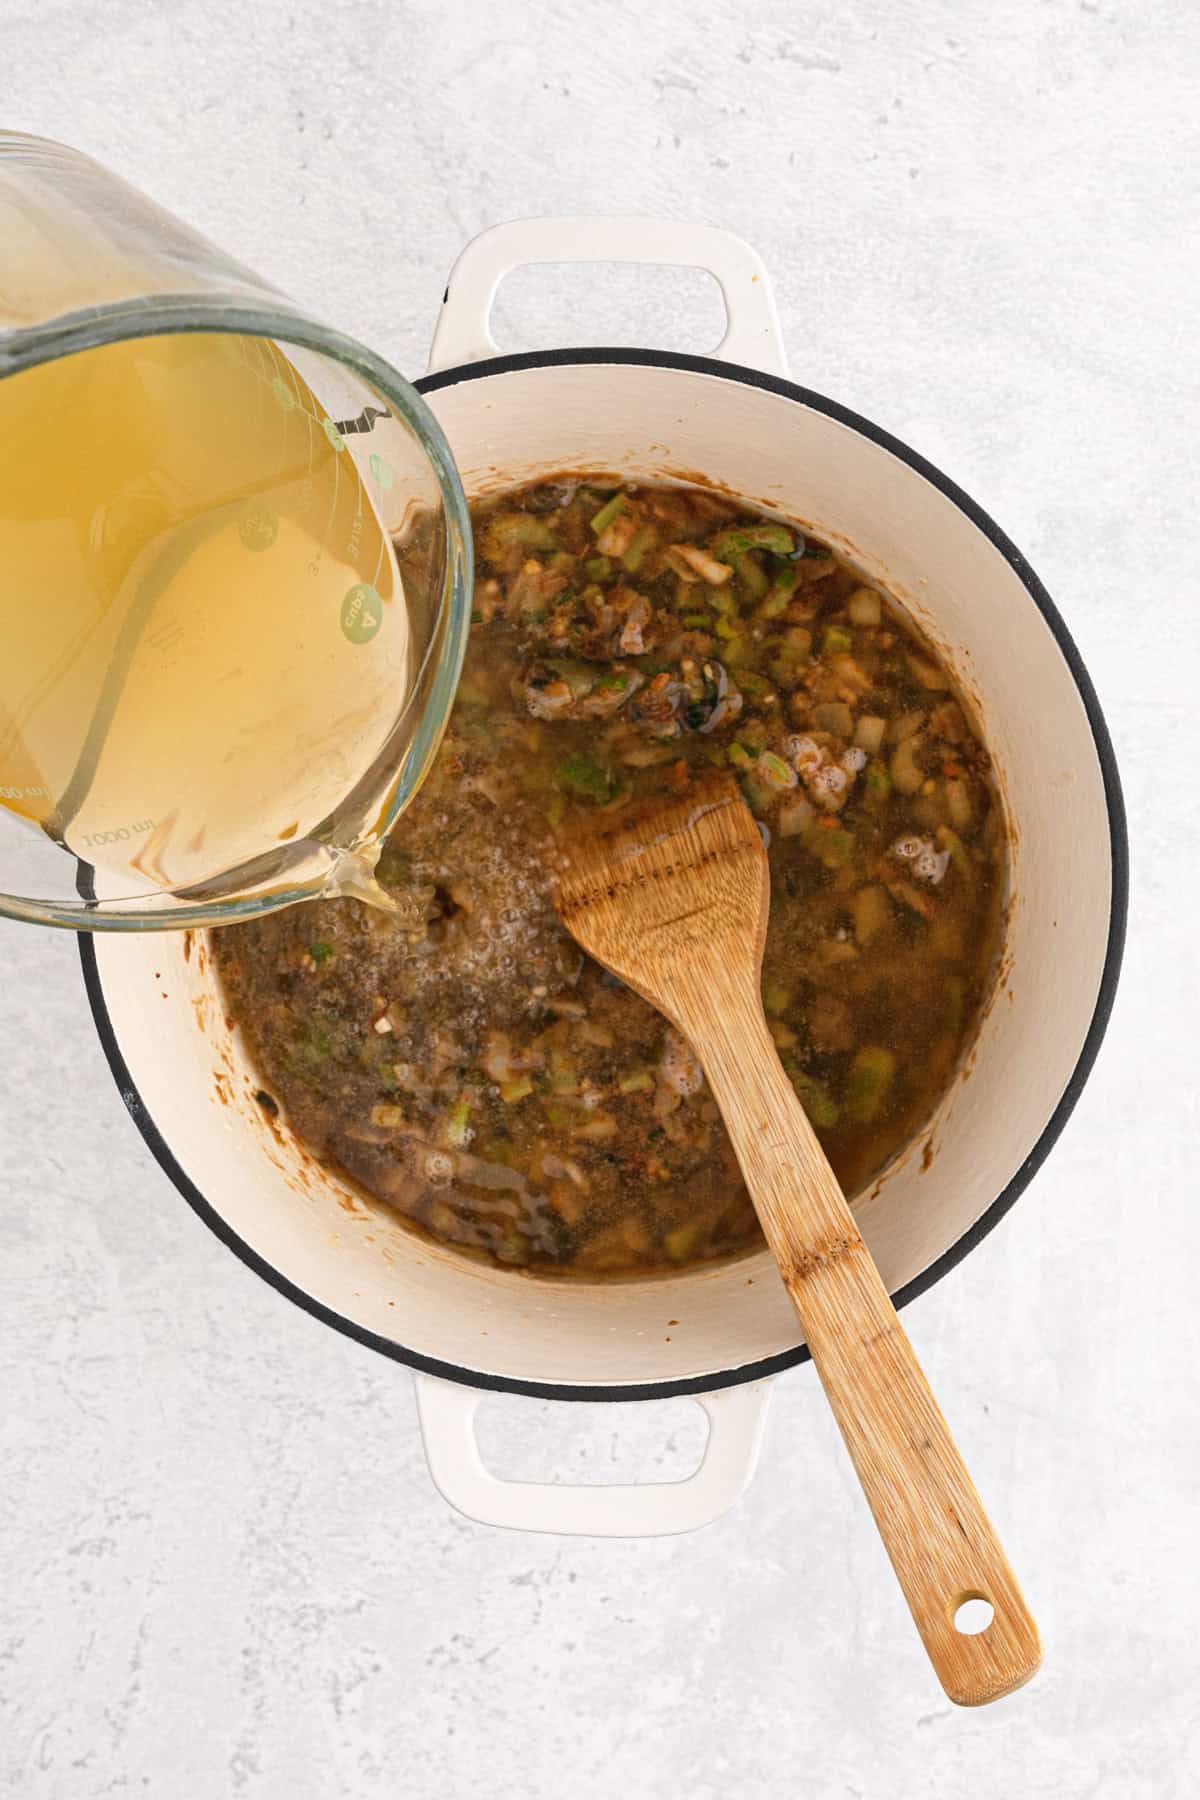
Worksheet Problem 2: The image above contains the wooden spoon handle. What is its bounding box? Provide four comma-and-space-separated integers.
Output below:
693, 1003, 1041, 1706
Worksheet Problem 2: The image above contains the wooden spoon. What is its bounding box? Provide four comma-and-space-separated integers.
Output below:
553, 774, 1041, 1706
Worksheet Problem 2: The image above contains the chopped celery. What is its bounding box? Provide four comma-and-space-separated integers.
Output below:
618, 1069, 655, 1095
558, 754, 615, 802
663, 1220, 702, 1262
714, 613, 738, 640
734, 552, 769, 599
727, 742, 757, 770
852, 884, 891, 945
759, 587, 793, 620
792, 1072, 840, 1129
763, 982, 793, 1016
444, 1100, 472, 1147
589, 492, 628, 534
937, 826, 971, 873
845, 1046, 896, 1123
807, 824, 854, 868
863, 762, 892, 801
723, 635, 749, 665
584, 555, 612, 581
714, 523, 795, 558
499, 1076, 534, 1104
620, 525, 656, 572
481, 512, 557, 560
822, 624, 854, 656
682, 612, 713, 628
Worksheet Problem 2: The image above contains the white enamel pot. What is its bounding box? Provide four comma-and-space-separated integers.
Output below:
81, 219, 1127, 1537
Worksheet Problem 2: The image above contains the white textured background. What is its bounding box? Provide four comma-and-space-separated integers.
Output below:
1, 2, 1196, 1795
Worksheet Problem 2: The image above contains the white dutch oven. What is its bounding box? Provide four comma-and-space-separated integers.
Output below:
81, 220, 1127, 1536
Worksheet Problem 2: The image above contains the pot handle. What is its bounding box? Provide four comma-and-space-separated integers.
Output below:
413, 1373, 773, 1536
426, 216, 789, 378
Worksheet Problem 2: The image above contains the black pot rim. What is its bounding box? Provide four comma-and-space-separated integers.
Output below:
79, 346, 1129, 1404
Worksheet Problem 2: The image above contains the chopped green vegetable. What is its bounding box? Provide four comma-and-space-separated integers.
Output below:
727, 742, 757, 771
310, 941, 333, 966
543, 1101, 579, 1129
759, 586, 794, 619
481, 512, 557, 560
444, 1099, 472, 1147
682, 612, 713, 628
845, 1046, 896, 1123
618, 1069, 655, 1095
663, 1220, 702, 1263
620, 525, 656, 572
863, 762, 892, 801
806, 824, 855, 868
937, 826, 971, 874
792, 1072, 840, 1129
714, 523, 795, 558
759, 751, 794, 786
589, 491, 628, 534
470, 609, 483, 625
546, 792, 567, 827
584, 556, 612, 581
763, 982, 793, 1016
558, 753, 615, 802
499, 1076, 534, 1104
734, 552, 769, 599
822, 625, 854, 656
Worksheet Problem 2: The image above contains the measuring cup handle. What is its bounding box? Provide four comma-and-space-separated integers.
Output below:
426, 216, 789, 378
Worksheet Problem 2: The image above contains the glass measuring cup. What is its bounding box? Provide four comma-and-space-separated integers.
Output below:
0, 132, 472, 930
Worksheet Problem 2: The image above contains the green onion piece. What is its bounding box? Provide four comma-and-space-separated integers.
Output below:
742, 524, 796, 555
727, 742, 757, 770
620, 525, 656, 572
663, 1220, 703, 1263
863, 762, 892, 800
734, 552, 769, 599
822, 624, 854, 655
618, 1069, 655, 1095
444, 1099, 472, 1147
759, 751, 793, 785
558, 752, 615, 802
759, 588, 793, 620
499, 1076, 534, 1104
595, 670, 630, 692
589, 492, 628, 534
584, 556, 612, 581
792, 1071, 840, 1128
937, 826, 971, 873
310, 941, 333, 966
470, 609, 483, 625
682, 612, 713, 628
808, 825, 854, 867
845, 1045, 896, 1123
722, 635, 749, 665
714, 613, 738, 641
